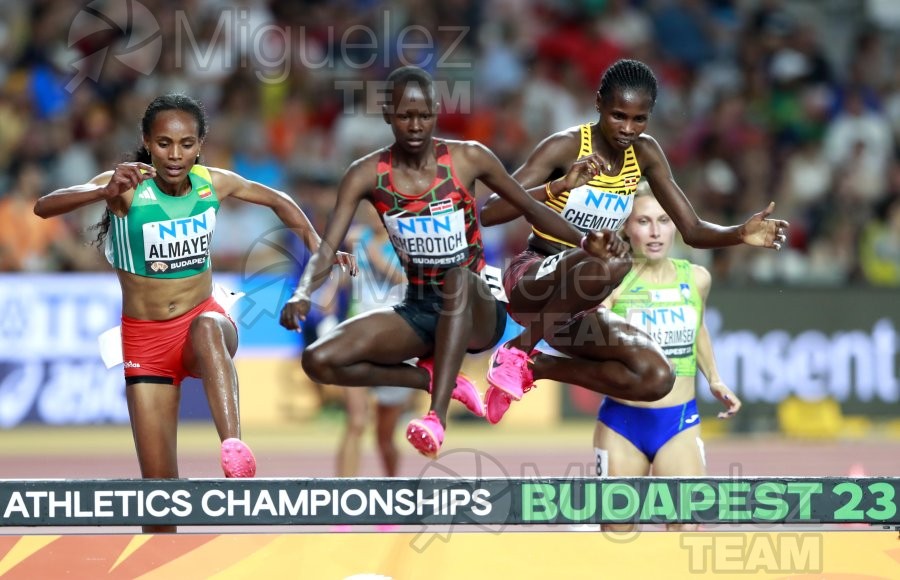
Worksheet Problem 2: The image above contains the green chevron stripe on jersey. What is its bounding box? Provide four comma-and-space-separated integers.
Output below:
105, 165, 220, 279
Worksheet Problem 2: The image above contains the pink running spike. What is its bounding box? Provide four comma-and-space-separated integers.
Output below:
417, 358, 485, 417
405, 411, 445, 458
484, 385, 515, 425
220, 438, 257, 478
486, 342, 534, 400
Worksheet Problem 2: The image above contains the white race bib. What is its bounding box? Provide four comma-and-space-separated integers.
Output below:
533, 339, 571, 358
479, 265, 507, 303
97, 325, 124, 369
383, 208, 467, 267
626, 305, 699, 359
142, 207, 217, 273
536, 252, 565, 279
561, 185, 633, 233
595, 447, 609, 477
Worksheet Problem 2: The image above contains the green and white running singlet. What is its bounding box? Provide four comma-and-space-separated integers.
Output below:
105, 165, 220, 279
610, 259, 703, 376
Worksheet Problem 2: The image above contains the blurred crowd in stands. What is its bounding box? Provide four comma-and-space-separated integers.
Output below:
1, 0, 898, 287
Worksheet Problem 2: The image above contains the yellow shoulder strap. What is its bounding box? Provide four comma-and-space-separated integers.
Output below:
578, 124, 593, 157
190, 164, 212, 183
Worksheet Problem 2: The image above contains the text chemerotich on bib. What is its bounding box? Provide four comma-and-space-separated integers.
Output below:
383, 200, 468, 268
372, 140, 485, 286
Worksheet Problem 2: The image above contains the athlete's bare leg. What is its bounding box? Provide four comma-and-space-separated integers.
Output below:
183, 312, 240, 441
594, 421, 651, 532
375, 402, 406, 476
533, 309, 674, 402
428, 267, 501, 425
301, 309, 433, 390
506, 249, 631, 353
126, 382, 180, 533
336, 388, 369, 477
652, 426, 706, 531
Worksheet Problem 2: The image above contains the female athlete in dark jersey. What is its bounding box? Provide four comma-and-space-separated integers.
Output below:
280, 66, 616, 458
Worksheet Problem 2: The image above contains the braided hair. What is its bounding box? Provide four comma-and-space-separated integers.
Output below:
90, 94, 208, 247
597, 59, 658, 111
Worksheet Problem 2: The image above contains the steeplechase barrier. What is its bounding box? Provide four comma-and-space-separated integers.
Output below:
4, 476, 900, 578
3, 476, 900, 528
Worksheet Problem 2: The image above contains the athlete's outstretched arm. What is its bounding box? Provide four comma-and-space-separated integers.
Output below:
465, 142, 601, 249
211, 168, 357, 274
33, 163, 155, 218
639, 135, 788, 250
480, 131, 577, 227
280, 159, 371, 330
213, 168, 320, 253
692, 264, 741, 418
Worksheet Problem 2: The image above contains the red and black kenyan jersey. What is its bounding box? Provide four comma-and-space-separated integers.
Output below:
370, 139, 485, 287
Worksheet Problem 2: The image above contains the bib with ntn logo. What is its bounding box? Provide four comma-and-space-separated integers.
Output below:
533, 123, 641, 245
611, 259, 703, 376
371, 140, 484, 287
105, 165, 219, 279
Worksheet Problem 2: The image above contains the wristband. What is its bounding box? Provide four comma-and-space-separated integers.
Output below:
544, 181, 555, 199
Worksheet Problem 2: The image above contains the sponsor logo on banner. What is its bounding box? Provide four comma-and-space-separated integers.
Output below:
700, 309, 900, 405
0, 275, 128, 427
0, 274, 240, 426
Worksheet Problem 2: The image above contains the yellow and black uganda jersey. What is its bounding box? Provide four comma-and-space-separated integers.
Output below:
532, 123, 641, 246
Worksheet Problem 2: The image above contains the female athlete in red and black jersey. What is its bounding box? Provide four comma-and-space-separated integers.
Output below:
280, 66, 618, 458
